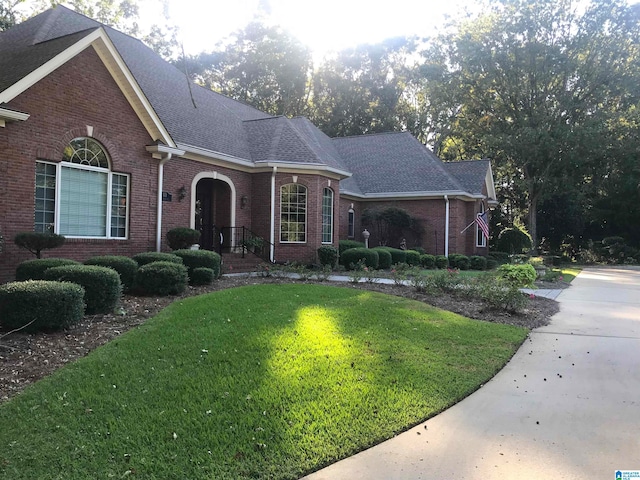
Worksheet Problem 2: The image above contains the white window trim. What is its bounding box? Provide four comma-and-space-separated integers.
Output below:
475, 204, 487, 248
280, 183, 307, 244
37, 159, 130, 240
321, 187, 334, 244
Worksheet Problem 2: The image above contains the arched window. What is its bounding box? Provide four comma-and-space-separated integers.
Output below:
35, 137, 129, 238
322, 188, 333, 244
280, 183, 307, 243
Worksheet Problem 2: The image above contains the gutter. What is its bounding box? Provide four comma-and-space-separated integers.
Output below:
444, 195, 450, 257
270, 166, 277, 262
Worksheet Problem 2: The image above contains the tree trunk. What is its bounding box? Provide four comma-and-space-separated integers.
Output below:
528, 194, 538, 254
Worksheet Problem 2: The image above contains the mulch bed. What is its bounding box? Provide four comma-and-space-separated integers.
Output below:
0, 276, 565, 404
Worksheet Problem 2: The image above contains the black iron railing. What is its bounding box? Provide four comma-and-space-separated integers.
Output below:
219, 226, 273, 262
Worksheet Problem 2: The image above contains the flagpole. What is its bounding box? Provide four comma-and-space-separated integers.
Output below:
460, 218, 476, 234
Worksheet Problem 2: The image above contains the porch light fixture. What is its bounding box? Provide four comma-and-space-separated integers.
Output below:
178, 185, 187, 201
241, 195, 248, 209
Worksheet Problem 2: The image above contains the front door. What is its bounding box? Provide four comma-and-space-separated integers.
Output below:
194, 178, 232, 252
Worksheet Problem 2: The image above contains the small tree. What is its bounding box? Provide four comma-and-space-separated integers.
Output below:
14, 232, 66, 258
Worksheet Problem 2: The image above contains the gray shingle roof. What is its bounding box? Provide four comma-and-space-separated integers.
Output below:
333, 132, 469, 195
444, 160, 491, 196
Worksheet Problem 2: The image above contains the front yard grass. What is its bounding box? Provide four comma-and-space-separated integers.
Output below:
0, 284, 527, 479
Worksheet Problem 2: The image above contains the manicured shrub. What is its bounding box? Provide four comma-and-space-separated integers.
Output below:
497, 226, 532, 254
448, 254, 470, 270
136, 261, 189, 296
190, 267, 215, 286
412, 247, 426, 255
469, 255, 487, 270
377, 247, 406, 265
372, 248, 392, 269
14, 232, 66, 258
317, 245, 338, 267
341, 248, 379, 270
487, 251, 510, 265
84, 255, 138, 292
45, 265, 122, 314
469, 274, 528, 313
486, 258, 499, 270
0, 280, 85, 333
420, 254, 436, 269
405, 250, 421, 266
167, 227, 201, 250
15, 258, 80, 281
497, 263, 536, 288
435, 255, 449, 269
172, 249, 222, 280
133, 251, 183, 267
339, 240, 365, 256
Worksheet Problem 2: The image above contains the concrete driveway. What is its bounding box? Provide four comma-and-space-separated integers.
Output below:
303, 267, 640, 479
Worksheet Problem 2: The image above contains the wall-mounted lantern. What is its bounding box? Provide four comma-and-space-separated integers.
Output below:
177, 185, 187, 202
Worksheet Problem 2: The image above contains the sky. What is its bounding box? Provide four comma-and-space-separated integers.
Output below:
138, 0, 476, 59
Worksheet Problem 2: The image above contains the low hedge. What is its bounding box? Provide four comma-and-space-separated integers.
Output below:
0, 280, 85, 333
376, 247, 406, 265
136, 261, 189, 296
317, 245, 339, 267
420, 254, 436, 269
339, 240, 365, 256
405, 250, 421, 266
133, 252, 183, 267
372, 248, 392, 269
84, 255, 138, 292
191, 267, 215, 286
15, 258, 80, 281
448, 254, 470, 270
435, 255, 449, 269
172, 249, 221, 280
341, 248, 379, 270
44, 265, 122, 315
469, 255, 487, 270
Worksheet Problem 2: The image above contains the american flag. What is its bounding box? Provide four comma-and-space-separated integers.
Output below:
476, 211, 489, 239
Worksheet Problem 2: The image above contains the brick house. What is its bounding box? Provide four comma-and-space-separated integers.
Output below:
0, 6, 497, 283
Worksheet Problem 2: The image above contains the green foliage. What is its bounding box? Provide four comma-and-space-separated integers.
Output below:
172, 249, 222, 280
412, 246, 426, 255
486, 258, 499, 270
448, 253, 470, 270
84, 256, 138, 292
14, 232, 66, 258
405, 250, 421, 266
133, 251, 183, 267
372, 247, 392, 269
377, 247, 406, 265
341, 248, 379, 270
190, 267, 215, 286
497, 227, 532, 254
136, 261, 189, 296
15, 258, 80, 281
435, 255, 449, 269
317, 245, 338, 267
420, 254, 436, 269
496, 264, 537, 288
166, 227, 201, 250
338, 240, 365, 256
488, 251, 510, 265
469, 255, 487, 270
468, 274, 528, 313
44, 265, 121, 315
361, 207, 419, 247
0, 281, 85, 333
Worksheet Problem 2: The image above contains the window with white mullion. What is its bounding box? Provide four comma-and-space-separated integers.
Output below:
59, 166, 108, 237
322, 188, 333, 243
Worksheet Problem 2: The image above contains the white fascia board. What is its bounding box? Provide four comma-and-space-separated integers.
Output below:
255, 161, 352, 179
145, 144, 185, 159
0, 107, 29, 126
340, 190, 476, 200
177, 143, 255, 168
485, 163, 497, 201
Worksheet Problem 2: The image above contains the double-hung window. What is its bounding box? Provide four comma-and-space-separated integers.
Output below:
280, 183, 307, 243
321, 188, 333, 244
35, 137, 129, 239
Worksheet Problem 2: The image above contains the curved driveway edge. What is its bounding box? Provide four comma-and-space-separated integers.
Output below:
302, 266, 640, 479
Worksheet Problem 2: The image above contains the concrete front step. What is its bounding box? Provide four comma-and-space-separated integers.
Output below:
221, 254, 266, 273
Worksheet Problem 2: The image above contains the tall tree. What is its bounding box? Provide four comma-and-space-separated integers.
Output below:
31, 0, 140, 34
0, 0, 25, 31
188, 22, 312, 117
422, 0, 640, 249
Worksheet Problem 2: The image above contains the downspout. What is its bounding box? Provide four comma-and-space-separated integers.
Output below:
444, 195, 450, 257
269, 166, 277, 262
156, 154, 172, 252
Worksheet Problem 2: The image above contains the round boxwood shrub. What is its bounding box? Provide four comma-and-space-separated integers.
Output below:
405, 250, 421, 266
377, 247, 406, 265
435, 255, 449, 269
191, 267, 215, 286
341, 248, 379, 270
420, 254, 436, 269
469, 255, 488, 270
317, 245, 338, 267
167, 227, 201, 250
133, 251, 183, 267
0, 280, 85, 333
172, 249, 222, 280
16, 258, 80, 281
486, 258, 499, 270
44, 265, 121, 315
339, 240, 365, 256
372, 248, 392, 269
448, 254, 470, 270
136, 261, 189, 296
84, 255, 138, 292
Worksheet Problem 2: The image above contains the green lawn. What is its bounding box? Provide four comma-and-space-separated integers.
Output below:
558, 267, 581, 282
0, 284, 527, 479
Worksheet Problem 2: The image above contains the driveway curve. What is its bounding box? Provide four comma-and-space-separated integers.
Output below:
303, 266, 640, 479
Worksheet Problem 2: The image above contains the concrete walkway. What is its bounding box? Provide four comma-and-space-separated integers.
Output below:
302, 267, 640, 479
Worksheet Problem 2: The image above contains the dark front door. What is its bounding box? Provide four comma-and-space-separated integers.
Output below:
195, 178, 232, 252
